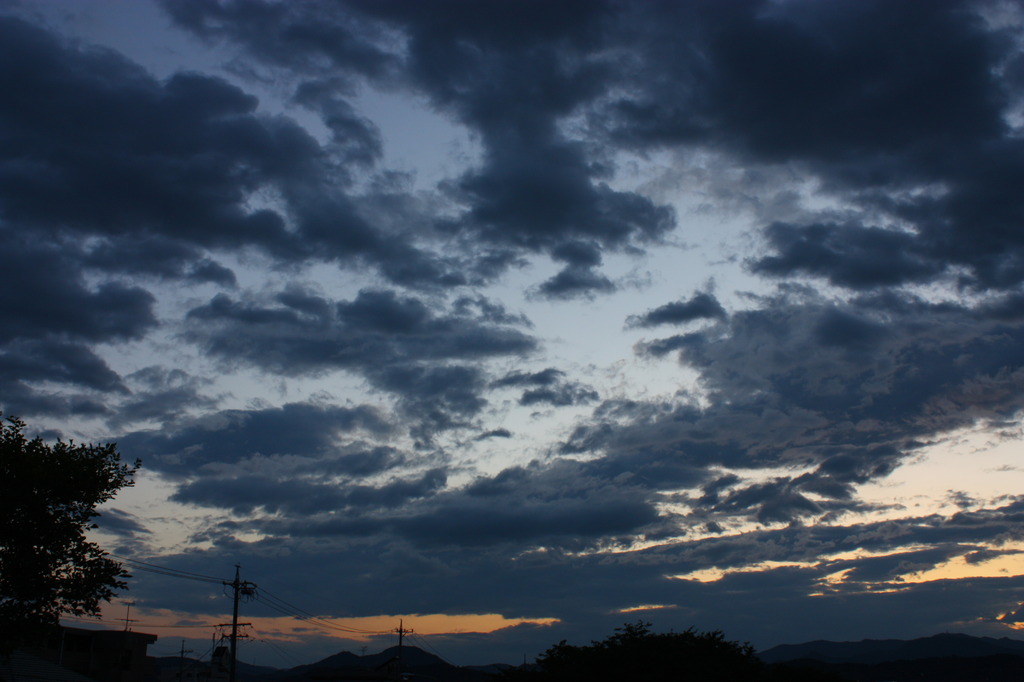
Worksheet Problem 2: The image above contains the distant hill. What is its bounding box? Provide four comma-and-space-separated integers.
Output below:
303, 645, 446, 670
273, 645, 491, 682
759, 633, 1024, 681
157, 646, 491, 682
759, 632, 1024, 665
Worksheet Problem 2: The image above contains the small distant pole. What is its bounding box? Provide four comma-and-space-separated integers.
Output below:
121, 601, 138, 631
178, 640, 193, 682
118, 601, 137, 682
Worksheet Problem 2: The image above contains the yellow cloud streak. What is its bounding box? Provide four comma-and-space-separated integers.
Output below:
896, 546, 1024, 584
668, 543, 1024, 589
88, 605, 557, 643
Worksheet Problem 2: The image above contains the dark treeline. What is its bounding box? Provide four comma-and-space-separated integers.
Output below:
501, 622, 846, 682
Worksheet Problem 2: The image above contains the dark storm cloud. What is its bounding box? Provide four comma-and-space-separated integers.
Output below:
351, 1, 676, 290
244, 458, 662, 550
532, 241, 619, 299
518, 383, 599, 408
291, 79, 383, 168
445, 141, 673, 281
0, 238, 156, 344
1, 339, 127, 395
187, 288, 536, 374
744, 145, 1024, 293
590, 1, 1024, 294
475, 428, 512, 441
749, 222, 944, 289
705, 478, 827, 525
0, 15, 470, 298
452, 295, 532, 327
392, 493, 655, 547
117, 3, 1024, 666
117, 401, 393, 476
185, 287, 536, 437
596, 1, 1004, 159
491, 368, 599, 407
161, 0, 677, 296
535, 265, 616, 300
128, 496, 1024, 662
492, 368, 565, 389
0, 375, 114, 421
633, 334, 700, 359
580, 289, 1024, 525
157, 0, 1024, 298
158, 0, 1024, 301
172, 467, 446, 516
369, 363, 488, 440
8, 0, 1024, 658
626, 292, 727, 328
0, 17, 291, 253
95, 508, 152, 538
82, 236, 238, 286
161, 0, 397, 81
109, 367, 219, 429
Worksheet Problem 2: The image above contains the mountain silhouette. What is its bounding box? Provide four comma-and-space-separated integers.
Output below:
268, 645, 490, 682
155, 646, 480, 682
276, 645, 447, 678
759, 632, 1024, 665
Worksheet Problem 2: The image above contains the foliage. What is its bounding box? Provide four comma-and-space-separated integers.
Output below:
504, 621, 847, 682
0, 415, 139, 647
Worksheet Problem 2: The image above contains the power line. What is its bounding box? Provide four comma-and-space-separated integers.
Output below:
112, 555, 226, 581
112, 555, 225, 585
248, 628, 306, 668
255, 588, 388, 635
105, 557, 390, 642
61, 615, 214, 630
131, 623, 221, 630
408, 632, 457, 668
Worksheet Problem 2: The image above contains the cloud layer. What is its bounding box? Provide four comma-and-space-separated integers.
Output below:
4, 0, 1024, 665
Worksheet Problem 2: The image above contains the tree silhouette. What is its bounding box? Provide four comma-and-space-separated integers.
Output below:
0, 415, 139, 648
505, 621, 847, 682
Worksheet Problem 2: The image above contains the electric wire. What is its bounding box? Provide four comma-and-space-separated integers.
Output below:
61, 614, 121, 627
125, 623, 221, 629
62, 612, 220, 631
111, 555, 226, 585
255, 587, 389, 635
189, 641, 218, 664
254, 595, 385, 636
108, 556, 384, 637
248, 627, 306, 668
408, 631, 457, 668
124, 564, 223, 585
112, 554, 226, 581
101, 556, 393, 648
60, 614, 206, 630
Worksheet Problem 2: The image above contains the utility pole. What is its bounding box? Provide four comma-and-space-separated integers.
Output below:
393, 619, 413, 676
119, 601, 138, 682
223, 565, 257, 682
121, 601, 138, 631
178, 640, 193, 682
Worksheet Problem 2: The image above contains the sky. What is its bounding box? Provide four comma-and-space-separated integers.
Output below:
5, 0, 1024, 668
